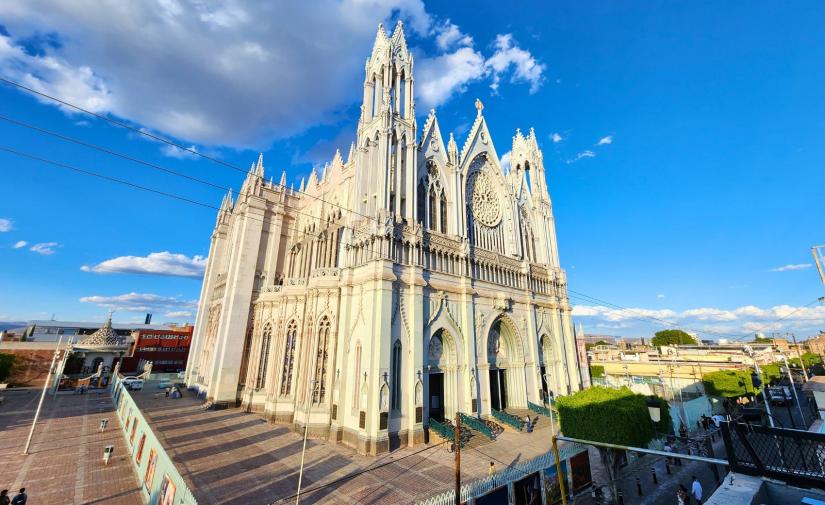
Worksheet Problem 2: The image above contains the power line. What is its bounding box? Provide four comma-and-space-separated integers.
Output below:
0, 75, 381, 227
0, 113, 227, 192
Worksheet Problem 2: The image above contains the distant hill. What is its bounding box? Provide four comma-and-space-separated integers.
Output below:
0, 321, 26, 332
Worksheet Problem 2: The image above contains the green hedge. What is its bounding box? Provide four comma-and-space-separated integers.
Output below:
556, 386, 670, 447
589, 365, 605, 378
702, 369, 755, 398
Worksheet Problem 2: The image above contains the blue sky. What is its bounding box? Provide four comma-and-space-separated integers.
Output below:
0, 1, 823, 340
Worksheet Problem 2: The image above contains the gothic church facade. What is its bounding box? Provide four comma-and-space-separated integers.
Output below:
186, 22, 583, 455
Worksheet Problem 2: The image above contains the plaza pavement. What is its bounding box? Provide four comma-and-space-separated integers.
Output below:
132, 382, 566, 504
0, 388, 144, 505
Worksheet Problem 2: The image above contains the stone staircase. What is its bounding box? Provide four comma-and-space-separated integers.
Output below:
504, 408, 555, 434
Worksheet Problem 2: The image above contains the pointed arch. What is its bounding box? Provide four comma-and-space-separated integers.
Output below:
255, 323, 272, 390
391, 340, 402, 410
280, 320, 298, 396
312, 317, 331, 403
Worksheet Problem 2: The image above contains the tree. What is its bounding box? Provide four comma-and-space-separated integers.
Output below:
589, 365, 605, 378
651, 329, 697, 347
752, 336, 772, 344
557, 386, 670, 504
585, 340, 612, 350
0, 353, 17, 382
702, 370, 756, 398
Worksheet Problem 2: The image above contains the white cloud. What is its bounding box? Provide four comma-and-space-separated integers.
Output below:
0, 1, 434, 147
485, 34, 545, 94
434, 20, 472, 50
596, 135, 613, 146
165, 310, 193, 318
566, 150, 595, 164
160, 144, 199, 159
770, 263, 812, 272
80, 292, 196, 313
0, 2, 544, 149
656, 293, 665, 299
13, 240, 27, 249
574, 302, 825, 338
30, 242, 59, 255
550, 133, 562, 143
417, 46, 486, 108
0, 218, 11, 232
81, 251, 206, 278
499, 150, 511, 174
417, 32, 545, 109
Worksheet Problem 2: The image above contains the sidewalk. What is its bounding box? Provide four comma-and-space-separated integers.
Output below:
572, 432, 728, 505
0, 388, 143, 504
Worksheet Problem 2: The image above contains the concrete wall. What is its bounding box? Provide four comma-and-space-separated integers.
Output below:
112, 378, 198, 505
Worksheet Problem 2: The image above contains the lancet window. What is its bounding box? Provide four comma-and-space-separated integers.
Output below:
255, 323, 272, 390
313, 318, 331, 403
280, 320, 298, 396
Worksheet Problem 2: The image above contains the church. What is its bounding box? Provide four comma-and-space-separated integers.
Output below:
186, 21, 583, 455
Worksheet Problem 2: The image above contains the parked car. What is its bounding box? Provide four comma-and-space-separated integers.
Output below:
768, 386, 789, 406
126, 379, 144, 391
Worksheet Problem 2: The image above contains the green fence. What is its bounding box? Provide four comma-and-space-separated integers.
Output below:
491, 408, 524, 431
428, 418, 457, 445
528, 401, 554, 418
459, 412, 494, 440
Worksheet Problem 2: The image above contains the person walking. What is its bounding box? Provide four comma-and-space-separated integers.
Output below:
691, 476, 703, 505
1, 489, 10, 505
488, 461, 496, 477
676, 485, 688, 505
10, 488, 26, 505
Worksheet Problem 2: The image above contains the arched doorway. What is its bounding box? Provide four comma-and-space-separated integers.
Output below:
487, 317, 524, 411
426, 329, 456, 422
538, 335, 555, 404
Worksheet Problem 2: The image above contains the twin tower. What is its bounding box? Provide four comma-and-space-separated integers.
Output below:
186, 22, 584, 455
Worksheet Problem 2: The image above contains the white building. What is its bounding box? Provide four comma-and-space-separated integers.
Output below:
187, 22, 582, 454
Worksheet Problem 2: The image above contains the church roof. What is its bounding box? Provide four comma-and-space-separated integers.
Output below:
76, 314, 129, 349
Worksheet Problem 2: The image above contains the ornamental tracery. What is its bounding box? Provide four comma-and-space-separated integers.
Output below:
467, 168, 501, 228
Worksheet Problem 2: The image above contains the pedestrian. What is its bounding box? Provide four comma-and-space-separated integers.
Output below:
10, 488, 26, 505
488, 461, 496, 477
679, 423, 688, 440
663, 442, 674, 463
676, 485, 688, 505
165, 387, 170, 398
691, 475, 703, 505
0, 489, 9, 505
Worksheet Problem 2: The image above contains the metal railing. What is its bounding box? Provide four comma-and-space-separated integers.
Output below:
528, 401, 553, 418
459, 412, 494, 440
427, 418, 456, 445
491, 408, 524, 431
721, 421, 825, 488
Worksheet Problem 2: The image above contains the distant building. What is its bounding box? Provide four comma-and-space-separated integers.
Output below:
769, 338, 790, 352
21, 319, 173, 342
121, 325, 193, 373
805, 331, 825, 356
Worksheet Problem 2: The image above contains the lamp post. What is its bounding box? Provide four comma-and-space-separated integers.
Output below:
24, 336, 63, 454
295, 380, 317, 505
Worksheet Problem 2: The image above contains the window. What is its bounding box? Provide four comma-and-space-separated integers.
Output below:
391, 341, 402, 410
352, 342, 362, 408
313, 318, 331, 403
417, 180, 426, 224
135, 434, 146, 463
439, 191, 447, 233
256, 324, 272, 390
280, 321, 298, 395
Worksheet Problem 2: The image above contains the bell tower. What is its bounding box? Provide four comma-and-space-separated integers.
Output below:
354, 21, 417, 221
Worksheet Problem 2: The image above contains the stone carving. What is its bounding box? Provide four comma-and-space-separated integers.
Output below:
493, 293, 511, 311
468, 170, 502, 227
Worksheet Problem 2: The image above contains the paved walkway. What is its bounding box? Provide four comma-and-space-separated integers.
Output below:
572, 432, 727, 505
0, 388, 143, 504
132, 382, 567, 504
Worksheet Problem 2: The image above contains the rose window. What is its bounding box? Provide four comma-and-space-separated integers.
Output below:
468, 171, 502, 227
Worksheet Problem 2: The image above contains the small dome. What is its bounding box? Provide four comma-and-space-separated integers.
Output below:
77, 314, 128, 348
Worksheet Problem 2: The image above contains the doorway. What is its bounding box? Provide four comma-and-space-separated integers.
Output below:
540, 365, 549, 403
489, 369, 507, 411
428, 372, 445, 421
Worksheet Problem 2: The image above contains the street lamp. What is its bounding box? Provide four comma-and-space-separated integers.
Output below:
646, 397, 662, 423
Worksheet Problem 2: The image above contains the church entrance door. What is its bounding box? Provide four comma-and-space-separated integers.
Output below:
428, 372, 445, 422
489, 369, 507, 411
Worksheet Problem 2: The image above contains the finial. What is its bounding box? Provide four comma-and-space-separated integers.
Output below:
474, 98, 484, 116
280, 170, 287, 187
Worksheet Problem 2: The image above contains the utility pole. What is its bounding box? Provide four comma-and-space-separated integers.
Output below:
780, 354, 807, 428
454, 412, 461, 505
23, 336, 62, 454
744, 345, 774, 428
788, 333, 809, 382
52, 337, 73, 395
